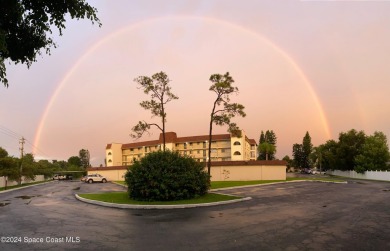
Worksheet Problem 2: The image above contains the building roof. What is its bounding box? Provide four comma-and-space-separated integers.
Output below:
88, 160, 287, 170
121, 132, 231, 149
107, 131, 257, 150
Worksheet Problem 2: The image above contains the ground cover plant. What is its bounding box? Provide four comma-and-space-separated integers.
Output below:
125, 150, 210, 201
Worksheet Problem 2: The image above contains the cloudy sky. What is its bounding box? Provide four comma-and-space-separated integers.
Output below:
1, 0, 390, 166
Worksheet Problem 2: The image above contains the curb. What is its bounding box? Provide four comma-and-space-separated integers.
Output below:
0, 181, 54, 194
75, 193, 252, 209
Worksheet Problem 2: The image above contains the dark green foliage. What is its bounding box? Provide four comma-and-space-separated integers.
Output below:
1, 0, 101, 87
302, 132, 313, 168
68, 156, 82, 167
292, 143, 303, 168
79, 149, 90, 168
257, 130, 277, 160
336, 129, 366, 171
355, 132, 390, 173
292, 131, 313, 169
316, 140, 338, 171
125, 151, 210, 201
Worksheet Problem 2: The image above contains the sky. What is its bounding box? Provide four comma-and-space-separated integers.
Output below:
1, 0, 390, 166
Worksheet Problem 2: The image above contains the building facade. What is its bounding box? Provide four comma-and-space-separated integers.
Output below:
105, 130, 257, 167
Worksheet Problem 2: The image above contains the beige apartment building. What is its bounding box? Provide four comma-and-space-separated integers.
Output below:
105, 130, 257, 166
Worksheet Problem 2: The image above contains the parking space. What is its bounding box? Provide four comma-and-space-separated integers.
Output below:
0, 180, 390, 250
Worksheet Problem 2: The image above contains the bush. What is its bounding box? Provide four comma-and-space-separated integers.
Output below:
125, 150, 210, 201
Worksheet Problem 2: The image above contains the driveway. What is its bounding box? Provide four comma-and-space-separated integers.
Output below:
0, 180, 389, 250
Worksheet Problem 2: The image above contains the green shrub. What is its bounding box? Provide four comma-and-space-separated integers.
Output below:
125, 150, 210, 201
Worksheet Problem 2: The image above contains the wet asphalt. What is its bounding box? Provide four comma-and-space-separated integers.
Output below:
0, 179, 390, 251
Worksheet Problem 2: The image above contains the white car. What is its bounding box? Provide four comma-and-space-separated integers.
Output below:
84, 174, 108, 183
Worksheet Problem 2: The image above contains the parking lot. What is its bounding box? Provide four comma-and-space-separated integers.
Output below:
1, 179, 390, 250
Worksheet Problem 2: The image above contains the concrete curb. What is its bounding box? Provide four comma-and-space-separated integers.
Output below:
210, 180, 348, 192
0, 181, 54, 194
75, 193, 252, 209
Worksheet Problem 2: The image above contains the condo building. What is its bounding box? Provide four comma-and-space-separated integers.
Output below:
105, 130, 257, 166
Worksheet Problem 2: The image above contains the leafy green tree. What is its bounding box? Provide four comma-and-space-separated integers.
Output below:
302, 132, 313, 169
0, 147, 8, 158
1, 0, 101, 87
79, 149, 90, 168
36, 159, 55, 179
131, 72, 178, 151
207, 72, 246, 175
292, 143, 303, 168
258, 142, 276, 161
0, 156, 19, 183
21, 153, 37, 181
258, 130, 277, 160
68, 156, 82, 167
336, 129, 366, 171
282, 155, 292, 167
319, 140, 338, 171
355, 131, 390, 173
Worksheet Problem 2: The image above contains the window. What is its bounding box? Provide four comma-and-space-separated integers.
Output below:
233, 151, 241, 155
221, 149, 225, 153
108, 159, 112, 162
130, 148, 134, 151
197, 150, 200, 154
184, 143, 187, 149
108, 152, 112, 155
190, 143, 193, 146
234, 141, 241, 145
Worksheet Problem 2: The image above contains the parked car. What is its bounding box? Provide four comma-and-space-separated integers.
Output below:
81, 176, 87, 182
53, 174, 72, 180
300, 168, 313, 174
84, 174, 108, 184
312, 169, 326, 175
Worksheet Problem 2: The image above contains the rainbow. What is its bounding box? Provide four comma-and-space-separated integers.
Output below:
33, 15, 332, 155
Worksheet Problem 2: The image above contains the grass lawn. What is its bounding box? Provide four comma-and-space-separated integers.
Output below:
113, 177, 347, 190
78, 192, 241, 205
0, 180, 51, 191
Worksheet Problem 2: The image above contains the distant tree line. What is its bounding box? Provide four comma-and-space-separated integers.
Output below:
0, 148, 91, 183
286, 129, 390, 173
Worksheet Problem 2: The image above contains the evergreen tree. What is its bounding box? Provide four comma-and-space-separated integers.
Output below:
302, 131, 313, 169
257, 130, 277, 160
292, 143, 303, 168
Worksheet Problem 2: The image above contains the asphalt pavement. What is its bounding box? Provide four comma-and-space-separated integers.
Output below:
1, 179, 390, 250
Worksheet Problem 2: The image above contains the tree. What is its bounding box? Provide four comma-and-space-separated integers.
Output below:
0, 156, 19, 186
0, 147, 8, 158
130, 72, 178, 151
207, 72, 246, 175
20, 153, 37, 181
1, 0, 101, 87
310, 146, 323, 172
282, 155, 293, 170
355, 131, 390, 173
319, 140, 338, 171
79, 149, 90, 168
302, 131, 313, 169
292, 143, 303, 168
336, 129, 366, 171
258, 142, 276, 161
68, 156, 82, 167
257, 130, 277, 160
